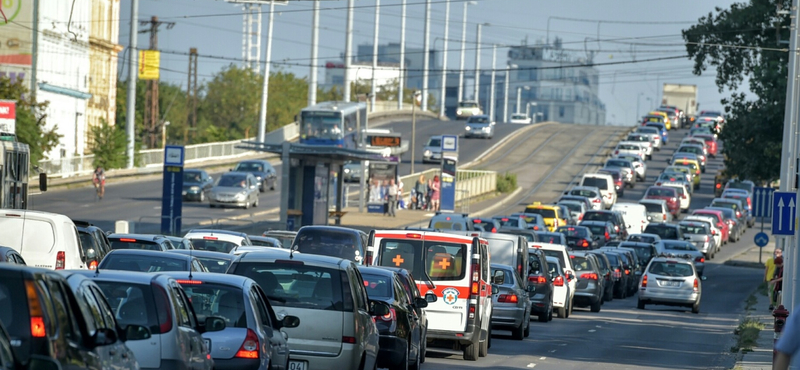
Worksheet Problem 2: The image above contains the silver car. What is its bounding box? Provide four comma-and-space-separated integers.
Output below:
678, 221, 714, 259
565, 186, 604, 211
638, 256, 701, 314
209, 172, 260, 209
228, 250, 385, 370
490, 264, 532, 340
661, 240, 706, 277
422, 135, 443, 163
464, 115, 495, 139
635, 126, 661, 151
168, 272, 301, 370
639, 199, 673, 223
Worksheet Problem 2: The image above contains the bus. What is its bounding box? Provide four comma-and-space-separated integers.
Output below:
298, 101, 368, 148
0, 140, 33, 209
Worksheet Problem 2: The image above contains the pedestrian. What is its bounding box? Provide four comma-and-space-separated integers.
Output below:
426, 177, 434, 210
770, 256, 785, 310
430, 175, 441, 212
766, 248, 783, 309
774, 299, 800, 369
386, 179, 398, 217
396, 178, 404, 209
415, 175, 427, 210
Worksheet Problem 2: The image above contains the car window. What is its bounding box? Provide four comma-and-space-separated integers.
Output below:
75, 284, 106, 335
495, 217, 521, 228
100, 254, 189, 272
180, 282, 247, 328
171, 287, 193, 328
583, 212, 612, 222
250, 288, 272, 328
0, 275, 29, 339
377, 240, 467, 282
582, 177, 608, 190
525, 208, 556, 218
48, 279, 84, 344
195, 257, 231, 273
490, 268, 511, 285
95, 282, 163, 333
644, 226, 678, 240
234, 262, 347, 311
218, 174, 248, 188
648, 261, 693, 277
293, 230, 361, 263
110, 239, 162, 251
556, 227, 588, 238
361, 273, 393, 299
427, 138, 441, 147
680, 224, 707, 235
190, 239, 239, 253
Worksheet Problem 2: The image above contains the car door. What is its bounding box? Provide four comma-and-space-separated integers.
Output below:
170, 284, 204, 370
393, 276, 420, 357
350, 266, 379, 364
89, 285, 137, 370
46, 277, 97, 370
254, 285, 289, 370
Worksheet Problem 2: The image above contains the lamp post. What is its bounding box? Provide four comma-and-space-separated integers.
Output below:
370, 0, 380, 112
516, 86, 530, 114
397, 0, 406, 109
489, 44, 496, 121
438, 0, 450, 118
457, 1, 477, 102
473, 23, 489, 102
503, 64, 516, 123
411, 90, 421, 174
421, 0, 431, 111
527, 102, 537, 122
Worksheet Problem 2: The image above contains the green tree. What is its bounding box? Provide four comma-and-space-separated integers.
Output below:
90, 119, 128, 169
0, 77, 61, 163
683, 0, 789, 182
197, 65, 263, 141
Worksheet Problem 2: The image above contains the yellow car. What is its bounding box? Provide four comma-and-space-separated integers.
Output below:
648, 111, 672, 130
524, 202, 568, 232
670, 157, 702, 190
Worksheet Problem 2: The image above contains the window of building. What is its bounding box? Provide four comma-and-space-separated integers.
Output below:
559, 106, 565, 117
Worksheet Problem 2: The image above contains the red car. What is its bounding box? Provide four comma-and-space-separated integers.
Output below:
642, 186, 680, 218
694, 134, 718, 158
691, 209, 730, 244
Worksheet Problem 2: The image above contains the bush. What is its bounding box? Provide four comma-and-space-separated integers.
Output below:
496, 172, 517, 193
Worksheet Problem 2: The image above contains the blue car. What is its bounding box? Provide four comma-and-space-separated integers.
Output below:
645, 122, 669, 145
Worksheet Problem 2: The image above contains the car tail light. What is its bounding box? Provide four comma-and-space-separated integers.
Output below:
593, 198, 601, 203
682, 194, 687, 199
529, 275, 547, 284
615, 150, 619, 155
704, 235, 709, 242
715, 183, 722, 189
695, 256, 705, 263
605, 231, 610, 241
624, 269, 630, 275
491, 227, 497, 233
711, 230, 716, 235
342, 336, 357, 344
581, 240, 589, 248
671, 197, 677, 203
25, 280, 45, 338
379, 308, 397, 322
470, 263, 480, 296
580, 273, 598, 280
152, 283, 174, 334
55, 251, 65, 270
498, 294, 518, 303
235, 329, 260, 359
613, 268, 622, 279
119, 238, 137, 242
469, 305, 476, 320
736, 211, 741, 218
663, 214, 667, 221
89, 260, 98, 270
693, 278, 699, 292
641, 274, 648, 288
553, 276, 564, 286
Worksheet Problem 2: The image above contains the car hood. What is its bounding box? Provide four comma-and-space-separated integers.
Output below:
467, 123, 492, 128
212, 186, 248, 193
183, 181, 203, 188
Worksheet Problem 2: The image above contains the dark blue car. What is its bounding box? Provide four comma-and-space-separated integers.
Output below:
232, 160, 277, 192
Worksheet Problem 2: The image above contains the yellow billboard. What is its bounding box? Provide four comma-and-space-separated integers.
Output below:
138, 50, 160, 80
0, 0, 33, 82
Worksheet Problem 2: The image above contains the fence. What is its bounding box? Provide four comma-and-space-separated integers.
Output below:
37, 122, 300, 178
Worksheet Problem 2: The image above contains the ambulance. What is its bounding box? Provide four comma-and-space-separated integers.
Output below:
367, 230, 493, 361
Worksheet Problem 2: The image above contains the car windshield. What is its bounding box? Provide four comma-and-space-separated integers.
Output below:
233, 262, 348, 311
293, 230, 361, 263
607, 160, 630, 168
468, 116, 490, 124
94, 281, 169, 334
427, 138, 441, 147
190, 239, 239, 253
183, 171, 204, 182
582, 177, 609, 190
99, 254, 189, 272
180, 283, 248, 327
556, 227, 588, 238
644, 225, 679, 240
377, 240, 467, 281
195, 257, 232, 273
361, 273, 393, 300
627, 135, 648, 142
110, 239, 161, 251
429, 217, 468, 230
218, 175, 248, 188
235, 162, 265, 172
641, 202, 664, 213
680, 224, 708, 235
570, 189, 597, 198
524, 207, 556, 218
459, 102, 479, 108
648, 261, 693, 277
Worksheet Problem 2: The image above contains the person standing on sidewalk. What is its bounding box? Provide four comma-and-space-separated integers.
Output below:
430, 175, 441, 212
386, 179, 398, 217
770, 256, 785, 310
766, 248, 783, 310
415, 175, 427, 210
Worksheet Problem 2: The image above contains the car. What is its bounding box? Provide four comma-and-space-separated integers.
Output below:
555, 203, 577, 225
662, 240, 706, 276
169, 271, 300, 370
693, 134, 718, 157
74, 269, 223, 370
422, 135, 444, 163
615, 154, 648, 182
586, 251, 615, 303
644, 122, 669, 144
721, 192, 755, 227
647, 111, 672, 130
626, 233, 667, 255
0, 246, 24, 265
489, 264, 532, 340
683, 216, 723, 253
557, 200, 588, 224
641, 113, 669, 131
182, 168, 215, 201
228, 249, 385, 369
600, 247, 639, 297
579, 220, 616, 247
163, 235, 195, 250
543, 256, 572, 318
168, 249, 238, 273
535, 232, 567, 246
524, 203, 569, 232
0, 210, 87, 270
654, 172, 693, 195
184, 229, 253, 253
107, 233, 175, 251
611, 203, 649, 234
678, 221, 715, 259
456, 100, 483, 120
527, 248, 554, 322
492, 215, 529, 230
509, 113, 532, 124
208, 172, 261, 208
670, 156, 702, 181
74, 220, 112, 270
343, 161, 367, 183
292, 225, 368, 265
625, 133, 655, 159
377, 266, 430, 364
469, 217, 502, 233
635, 126, 662, 150
616, 241, 658, 268
262, 230, 297, 248
660, 182, 692, 213
509, 212, 548, 231
232, 160, 277, 192
564, 186, 604, 211
596, 168, 625, 196
711, 197, 750, 228
705, 207, 744, 242
599, 250, 626, 299
533, 243, 577, 319
579, 173, 617, 209
499, 228, 540, 244
613, 142, 647, 161
691, 209, 730, 245
675, 146, 707, 172
637, 257, 702, 314
555, 226, 596, 250
604, 158, 636, 188
642, 186, 680, 218
98, 249, 209, 273
464, 115, 495, 139
664, 165, 697, 188
643, 223, 685, 242
639, 199, 674, 223
568, 252, 605, 312
582, 210, 628, 240
556, 195, 594, 214
427, 212, 476, 231
248, 235, 285, 249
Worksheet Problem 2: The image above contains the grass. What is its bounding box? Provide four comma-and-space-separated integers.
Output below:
757, 281, 769, 297
730, 316, 765, 353
744, 291, 758, 312
496, 172, 518, 193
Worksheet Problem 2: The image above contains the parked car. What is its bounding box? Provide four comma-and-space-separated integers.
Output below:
182, 168, 215, 201
527, 248, 554, 322
98, 249, 209, 273
637, 256, 702, 314
168, 249, 238, 273
232, 160, 277, 192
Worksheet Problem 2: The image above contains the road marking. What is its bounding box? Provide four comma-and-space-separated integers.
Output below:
154, 206, 161, 210
526, 364, 536, 368
588, 329, 596, 333
596, 325, 602, 328
549, 349, 557, 353
539, 357, 547, 360
197, 207, 280, 225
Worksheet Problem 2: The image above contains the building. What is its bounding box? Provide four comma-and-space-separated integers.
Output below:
87, 0, 123, 152
321, 60, 403, 95
501, 38, 606, 125
354, 43, 441, 100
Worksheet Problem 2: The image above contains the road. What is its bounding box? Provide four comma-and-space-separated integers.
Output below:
417, 127, 762, 370
30, 118, 528, 233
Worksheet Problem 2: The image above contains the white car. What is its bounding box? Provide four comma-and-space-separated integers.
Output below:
183, 229, 253, 253
534, 242, 577, 318
613, 142, 644, 159
509, 113, 532, 124
565, 186, 604, 211
683, 215, 722, 253
545, 256, 573, 319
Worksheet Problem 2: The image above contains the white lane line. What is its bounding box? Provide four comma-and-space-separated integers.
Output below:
588, 329, 596, 333
539, 357, 547, 360
526, 364, 536, 368
596, 325, 602, 328
153, 206, 161, 210
549, 349, 557, 353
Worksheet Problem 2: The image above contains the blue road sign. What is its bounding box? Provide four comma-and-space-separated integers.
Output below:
772, 191, 797, 235
161, 146, 185, 235
753, 187, 775, 218
754, 232, 769, 248
441, 135, 458, 152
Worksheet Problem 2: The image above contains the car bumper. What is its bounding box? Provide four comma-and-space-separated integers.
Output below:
465, 131, 492, 138
209, 198, 248, 207
289, 343, 361, 370
376, 335, 408, 369
212, 358, 261, 370
491, 306, 526, 328
529, 293, 551, 314
182, 191, 203, 201
639, 288, 700, 305
427, 327, 479, 346
423, 154, 442, 163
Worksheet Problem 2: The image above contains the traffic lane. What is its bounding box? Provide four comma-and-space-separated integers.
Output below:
380, 119, 527, 176
421, 264, 758, 370
31, 166, 282, 232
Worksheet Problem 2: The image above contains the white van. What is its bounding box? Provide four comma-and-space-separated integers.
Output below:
611, 203, 650, 234
580, 173, 616, 209
0, 210, 86, 270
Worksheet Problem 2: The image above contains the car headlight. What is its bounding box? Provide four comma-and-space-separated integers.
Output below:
465, 126, 471, 131
190, 186, 200, 192
424, 150, 432, 157
255, 176, 262, 181
344, 168, 351, 173
457, 109, 462, 115
236, 191, 247, 199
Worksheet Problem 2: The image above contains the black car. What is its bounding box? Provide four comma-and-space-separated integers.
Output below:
608, 248, 640, 296
617, 241, 658, 267
378, 267, 431, 363
182, 169, 215, 202
601, 251, 627, 299
643, 223, 686, 241
578, 220, 617, 247
555, 226, 595, 250
0, 246, 25, 265
107, 233, 176, 251
98, 249, 209, 273
167, 249, 238, 273
527, 248, 554, 322
568, 252, 604, 312
232, 159, 277, 192
74, 220, 112, 270
587, 251, 614, 302
535, 231, 567, 246
582, 210, 629, 239
499, 228, 540, 243
359, 266, 426, 370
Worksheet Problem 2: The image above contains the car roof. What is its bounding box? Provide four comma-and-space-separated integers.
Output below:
646, 223, 679, 229
296, 225, 363, 234
358, 265, 398, 278
236, 249, 350, 268
629, 233, 662, 240
185, 229, 249, 238
108, 233, 166, 241
167, 249, 237, 260
69, 269, 169, 285
162, 271, 251, 287
104, 249, 194, 259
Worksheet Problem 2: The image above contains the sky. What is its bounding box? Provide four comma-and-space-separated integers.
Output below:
118, 0, 744, 125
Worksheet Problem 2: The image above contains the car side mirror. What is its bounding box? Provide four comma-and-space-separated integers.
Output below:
566, 273, 575, 281
424, 292, 438, 303
124, 324, 152, 341
92, 327, 118, 347
369, 301, 391, 316
27, 355, 63, 370
491, 286, 499, 295
281, 315, 301, 328
414, 297, 428, 308
200, 316, 226, 333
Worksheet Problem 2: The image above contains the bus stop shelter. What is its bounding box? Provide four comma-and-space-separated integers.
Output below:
237, 141, 395, 230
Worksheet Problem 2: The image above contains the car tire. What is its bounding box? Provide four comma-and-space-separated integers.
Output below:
511, 320, 525, 340
566, 300, 572, 318
524, 317, 530, 338
637, 299, 646, 310
691, 301, 700, 314
199, 192, 205, 202
538, 310, 549, 322
408, 343, 421, 370
209, 204, 215, 208
590, 298, 601, 313
478, 333, 488, 357
557, 306, 567, 319
604, 287, 613, 302
420, 329, 427, 363
253, 197, 259, 208
244, 200, 250, 210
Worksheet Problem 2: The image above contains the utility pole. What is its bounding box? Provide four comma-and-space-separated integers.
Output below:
257, 0, 276, 143
139, 16, 175, 149
489, 44, 496, 120
344, 0, 354, 102
126, 0, 138, 168
370, 0, 380, 112
309, 0, 320, 106
457, 1, 471, 102
503, 66, 510, 122
474, 23, 484, 103
186, 48, 198, 144
397, 0, 406, 109
438, 0, 450, 118
421, 0, 431, 111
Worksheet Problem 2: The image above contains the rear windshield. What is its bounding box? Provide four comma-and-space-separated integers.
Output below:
196, 257, 232, 273
642, 203, 664, 213
663, 241, 698, 251
293, 230, 361, 263
79, 232, 97, 255
556, 227, 589, 238
648, 261, 693, 277
604, 253, 620, 266
727, 182, 753, 192
680, 224, 708, 235
712, 201, 739, 211
495, 218, 520, 228
377, 240, 467, 281
429, 218, 468, 230
583, 212, 613, 222
471, 219, 497, 231
459, 102, 478, 108
110, 239, 161, 251
233, 262, 348, 311
427, 138, 441, 147
252, 239, 282, 248
541, 250, 566, 271
218, 174, 248, 188
0, 273, 29, 340
99, 254, 188, 272
361, 273, 393, 300
584, 225, 607, 236
569, 189, 597, 198
536, 233, 563, 244
582, 177, 608, 190
646, 188, 677, 197
628, 235, 656, 244
190, 238, 240, 253
95, 281, 164, 334
559, 203, 582, 213
607, 160, 631, 168
619, 244, 653, 263
637, 127, 658, 134
234, 162, 265, 172
571, 257, 592, 272
524, 208, 556, 218
180, 283, 247, 328
263, 234, 295, 248
644, 225, 679, 240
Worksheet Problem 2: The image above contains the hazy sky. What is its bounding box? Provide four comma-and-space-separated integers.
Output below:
119, 0, 744, 124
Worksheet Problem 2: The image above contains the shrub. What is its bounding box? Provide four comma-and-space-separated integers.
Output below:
496, 172, 517, 193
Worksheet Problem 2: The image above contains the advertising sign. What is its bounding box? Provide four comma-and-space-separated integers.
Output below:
138, 50, 161, 80
440, 156, 457, 212
0, 100, 16, 135
161, 146, 185, 234
0, 0, 32, 68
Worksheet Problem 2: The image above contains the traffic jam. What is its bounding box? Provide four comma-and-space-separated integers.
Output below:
0, 107, 749, 370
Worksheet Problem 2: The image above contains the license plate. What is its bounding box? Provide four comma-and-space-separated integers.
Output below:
289, 361, 307, 370
203, 338, 211, 351
662, 281, 681, 287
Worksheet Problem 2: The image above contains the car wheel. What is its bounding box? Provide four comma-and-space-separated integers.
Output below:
637, 299, 646, 310
691, 301, 700, 314
420, 329, 427, 363
464, 339, 479, 360
538, 310, 549, 322
605, 287, 613, 302
557, 306, 567, 319
511, 320, 525, 340
408, 343, 421, 370
253, 197, 259, 208
548, 303, 554, 321
244, 200, 250, 210
487, 325, 492, 349
260, 181, 266, 193
590, 298, 601, 313
199, 191, 205, 202
523, 316, 530, 337
566, 300, 572, 318
209, 204, 215, 208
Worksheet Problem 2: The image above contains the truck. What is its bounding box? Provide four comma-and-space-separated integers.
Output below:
661, 84, 698, 128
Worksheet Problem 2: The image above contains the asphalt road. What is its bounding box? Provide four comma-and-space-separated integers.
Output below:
416, 127, 762, 370
30, 118, 528, 233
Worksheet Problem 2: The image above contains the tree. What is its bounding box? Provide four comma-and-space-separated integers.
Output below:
0, 77, 61, 163
90, 119, 128, 169
683, 0, 789, 182
197, 65, 264, 141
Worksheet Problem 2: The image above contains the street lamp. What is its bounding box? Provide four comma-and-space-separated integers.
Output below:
411, 90, 422, 174
503, 64, 517, 123
526, 102, 537, 122
474, 22, 490, 102
457, 1, 477, 102
516, 86, 530, 114
489, 44, 497, 121
438, 0, 451, 118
